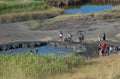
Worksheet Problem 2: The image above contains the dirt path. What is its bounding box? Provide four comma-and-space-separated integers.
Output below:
0, 18, 120, 44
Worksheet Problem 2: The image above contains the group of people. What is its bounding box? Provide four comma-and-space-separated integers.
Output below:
58, 31, 117, 57
99, 42, 115, 57
58, 31, 73, 42
58, 31, 84, 43
97, 33, 115, 57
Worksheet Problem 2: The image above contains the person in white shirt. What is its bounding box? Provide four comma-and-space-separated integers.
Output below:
109, 45, 113, 55
59, 31, 63, 42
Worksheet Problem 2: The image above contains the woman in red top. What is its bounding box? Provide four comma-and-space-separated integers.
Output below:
101, 43, 106, 50
99, 43, 107, 56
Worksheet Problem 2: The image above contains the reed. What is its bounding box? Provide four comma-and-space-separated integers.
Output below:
0, 7, 64, 23
0, 53, 84, 79
0, 0, 64, 23
0, 1, 50, 14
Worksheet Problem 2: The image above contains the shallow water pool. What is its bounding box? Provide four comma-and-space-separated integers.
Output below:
4, 45, 73, 55
64, 5, 115, 14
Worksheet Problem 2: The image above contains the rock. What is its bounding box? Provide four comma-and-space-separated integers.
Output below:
0, 41, 47, 52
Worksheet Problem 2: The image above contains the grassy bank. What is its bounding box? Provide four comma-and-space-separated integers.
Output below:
48, 54, 120, 79
0, 0, 64, 23
0, 53, 84, 79
0, 7, 63, 23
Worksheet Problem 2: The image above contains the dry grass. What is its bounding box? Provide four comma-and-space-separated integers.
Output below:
28, 21, 41, 30
0, 1, 8, 5
116, 34, 120, 39
40, 37, 52, 41
48, 54, 120, 79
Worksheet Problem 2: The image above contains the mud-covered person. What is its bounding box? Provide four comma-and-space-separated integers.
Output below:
68, 32, 73, 42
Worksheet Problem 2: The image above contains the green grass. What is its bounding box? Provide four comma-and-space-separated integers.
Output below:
0, 0, 51, 14
0, 53, 84, 79
0, 0, 64, 23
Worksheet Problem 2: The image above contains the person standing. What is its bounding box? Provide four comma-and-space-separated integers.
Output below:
97, 34, 101, 46
35, 48, 38, 54
68, 32, 72, 42
103, 33, 106, 41
59, 31, 63, 42
109, 45, 114, 55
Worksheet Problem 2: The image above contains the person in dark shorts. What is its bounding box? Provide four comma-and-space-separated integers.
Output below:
59, 31, 63, 42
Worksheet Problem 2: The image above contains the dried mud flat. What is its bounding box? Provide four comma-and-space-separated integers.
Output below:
0, 17, 120, 44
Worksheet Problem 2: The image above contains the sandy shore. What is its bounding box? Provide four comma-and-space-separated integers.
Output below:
0, 18, 120, 44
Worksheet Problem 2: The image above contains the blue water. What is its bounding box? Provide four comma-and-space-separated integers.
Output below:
5, 45, 73, 55
64, 5, 115, 14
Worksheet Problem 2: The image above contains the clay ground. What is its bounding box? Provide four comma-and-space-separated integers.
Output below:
0, 18, 120, 44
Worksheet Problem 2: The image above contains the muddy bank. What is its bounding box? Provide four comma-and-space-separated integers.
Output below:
1, 40, 120, 59
0, 16, 120, 44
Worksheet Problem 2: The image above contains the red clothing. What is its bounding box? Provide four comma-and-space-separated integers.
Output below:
101, 43, 106, 49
